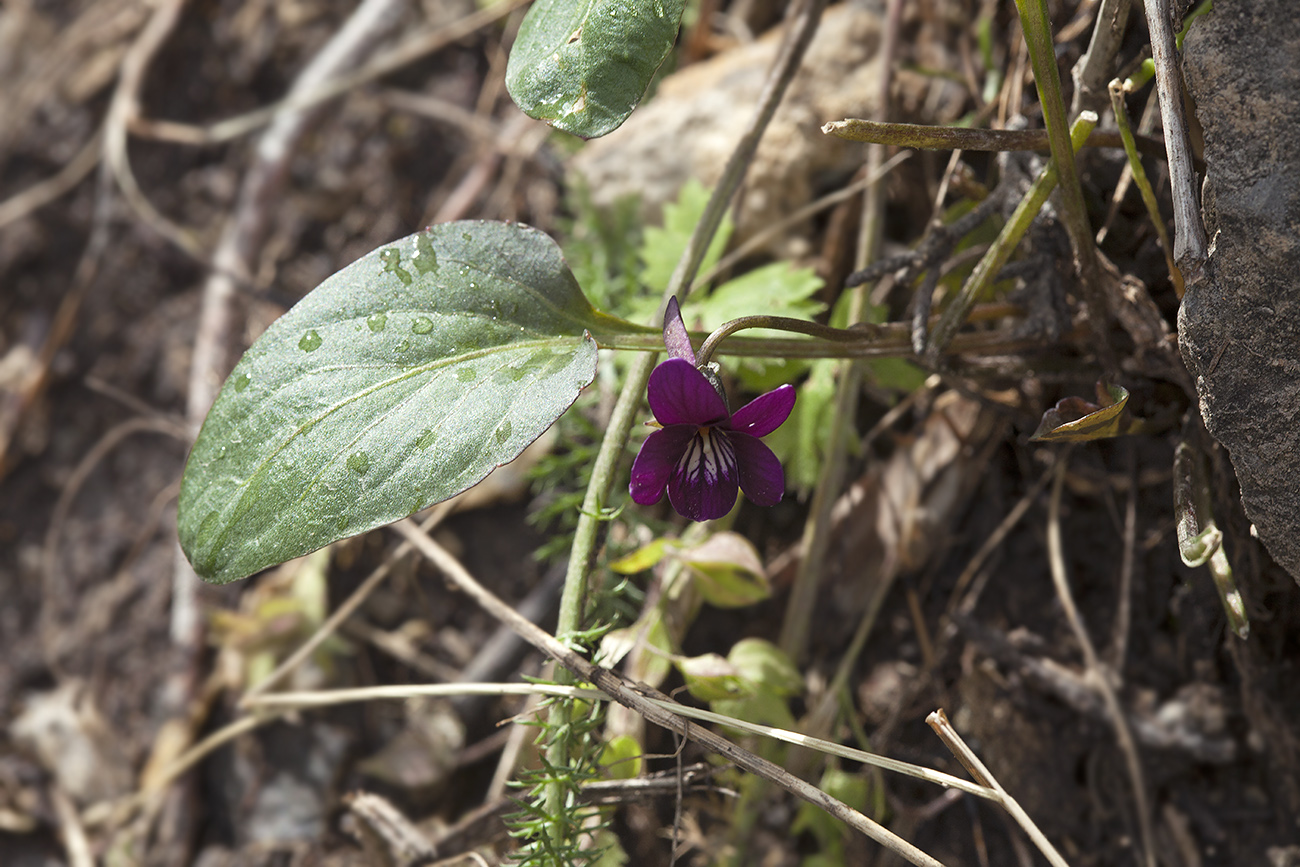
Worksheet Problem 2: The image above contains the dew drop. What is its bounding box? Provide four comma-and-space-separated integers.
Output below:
411, 316, 434, 334
233, 373, 251, 392
299, 329, 323, 352
379, 247, 413, 286
461, 231, 472, 242
367, 312, 388, 333
395, 339, 410, 353
456, 367, 477, 383
336, 516, 349, 532
494, 420, 512, 444
413, 232, 439, 274
347, 451, 371, 475
414, 428, 437, 451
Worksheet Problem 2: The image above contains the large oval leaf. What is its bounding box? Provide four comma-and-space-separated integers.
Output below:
179, 221, 603, 584
505, 0, 685, 139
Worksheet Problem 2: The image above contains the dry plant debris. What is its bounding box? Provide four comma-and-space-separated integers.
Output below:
0, 0, 1297, 865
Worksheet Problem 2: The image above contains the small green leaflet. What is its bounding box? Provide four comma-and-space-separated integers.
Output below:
179, 222, 609, 584
506, 0, 686, 138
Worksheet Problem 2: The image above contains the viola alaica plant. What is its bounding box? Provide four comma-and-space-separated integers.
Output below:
630, 298, 795, 521
176, 221, 874, 584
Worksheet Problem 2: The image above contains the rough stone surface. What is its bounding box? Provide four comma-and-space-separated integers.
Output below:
1182, 4, 1300, 584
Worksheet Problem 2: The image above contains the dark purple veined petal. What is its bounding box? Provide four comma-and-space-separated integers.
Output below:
647, 358, 730, 427
667, 428, 739, 521
729, 384, 796, 438
661, 297, 697, 365
729, 432, 786, 507
629, 425, 697, 506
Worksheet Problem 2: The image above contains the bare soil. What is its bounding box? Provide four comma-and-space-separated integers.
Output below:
1, 1, 1298, 866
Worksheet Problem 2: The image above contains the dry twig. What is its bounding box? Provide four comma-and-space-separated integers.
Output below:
1047, 452, 1156, 867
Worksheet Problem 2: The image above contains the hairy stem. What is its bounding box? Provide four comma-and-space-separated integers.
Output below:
546, 0, 830, 854
695, 315, 880, 367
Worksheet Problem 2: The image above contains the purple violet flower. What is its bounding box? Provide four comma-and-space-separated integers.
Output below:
629, 299, 795, 522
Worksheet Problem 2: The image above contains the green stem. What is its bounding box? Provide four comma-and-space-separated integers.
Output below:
543, 0, 829, 853
1014, 0, 1114, 369
694, 315, 880, 367
1109, 78, 1183, 296
594, 312, 1044, 358
927, 112, 1097, 358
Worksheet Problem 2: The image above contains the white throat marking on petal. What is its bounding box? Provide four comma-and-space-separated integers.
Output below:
678, 427, 738, 486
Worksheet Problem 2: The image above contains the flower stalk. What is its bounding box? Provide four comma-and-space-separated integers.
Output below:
543, 0, 831, 856
694, 315, 881, 369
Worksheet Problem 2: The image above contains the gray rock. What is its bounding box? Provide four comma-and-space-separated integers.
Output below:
1181, 2, 1300, 584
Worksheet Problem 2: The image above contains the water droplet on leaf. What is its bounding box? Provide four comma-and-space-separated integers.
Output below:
456, 367, 476, 383
347, 451, 371, 475
411, 316, 434, 334
412, 233, 439, 274
414, 428, 437, 451
233, 373, 251, 392
379, 247, 413, 286
495, 421, 512, 444
299, 330, 323, 352
367, 312, 388, 333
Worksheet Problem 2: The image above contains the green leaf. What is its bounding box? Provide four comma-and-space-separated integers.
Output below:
690, 261, 826, 391
599, 734, 644, 780
761, 357, 838, 493
608, 537, 672, 574
179, 222, 605, 584
505, 0, 686, 138
599, 608, 673, 687
727, 638, 803, 698
678, 531, 769, 608
686, 262, 826, 332
679, 652, 749, 702
712, 690, 796, 732
638, 179, 732, 298
792, 767, 870, 860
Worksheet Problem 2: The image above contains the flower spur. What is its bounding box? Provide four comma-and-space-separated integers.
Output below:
629, 298, 795, 522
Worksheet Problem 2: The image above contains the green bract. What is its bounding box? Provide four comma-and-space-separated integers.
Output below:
178, 222, 607, 584
505, 0, 686, 139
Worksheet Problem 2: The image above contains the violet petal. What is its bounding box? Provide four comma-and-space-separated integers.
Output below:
629, 425, 696, 506
662, 297, 697, 364
647, 358, 729, 427
730, 433, 786, 507
729, 384, 796, 437
667, 429, 739, 521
